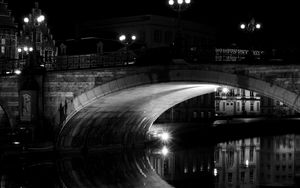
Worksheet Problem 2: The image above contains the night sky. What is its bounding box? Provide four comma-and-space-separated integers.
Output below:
6, 0, 300, 48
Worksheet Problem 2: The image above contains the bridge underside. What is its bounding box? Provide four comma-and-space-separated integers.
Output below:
58, 82, 218, 149
57, 68, 300, 150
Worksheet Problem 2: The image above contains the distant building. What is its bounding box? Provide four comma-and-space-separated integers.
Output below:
215, 87, 261, 117
0, 0, 17, 60
155, 86, 296, 126
215, 86, 297, 117
17, 2, 57, 64
80, 15, 215, 48
62, 15, 216, 61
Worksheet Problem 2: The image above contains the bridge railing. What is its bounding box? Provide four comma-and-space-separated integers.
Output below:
1, 48, 299, 76
45, 52, 136, 71
0, 52, 136, 75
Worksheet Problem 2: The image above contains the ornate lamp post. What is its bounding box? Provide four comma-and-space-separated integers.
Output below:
239, 18, 262, 62
240, 18, 261, 33
18, 4, 47, 144
168, 0, 191, 58
23, 12, 45, 68
118, 34, 137, 64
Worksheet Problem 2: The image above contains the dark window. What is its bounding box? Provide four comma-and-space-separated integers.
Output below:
164, 31, 173, 44
228, 173, 233, 183
250, 170, 254, 184
153, 30, 162, 43
250, 147, 254, 161
241, 172, 245, 183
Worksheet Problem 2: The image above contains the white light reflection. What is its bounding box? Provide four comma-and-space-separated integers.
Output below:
160, 132, 170, 142
161, 145, 169, 156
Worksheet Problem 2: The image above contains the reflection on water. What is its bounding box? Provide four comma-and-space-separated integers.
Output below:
149, 145, 215, 187
0, 150, 172, 188
149, 134, 300, 188
1, 134, 300, 187
57, 150, 171, 188
214, 135, 300, 187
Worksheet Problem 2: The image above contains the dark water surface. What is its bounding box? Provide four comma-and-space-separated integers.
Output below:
1, 123, 300, 188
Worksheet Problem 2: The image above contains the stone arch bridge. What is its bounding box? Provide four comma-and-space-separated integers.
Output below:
0, 63, 300, 150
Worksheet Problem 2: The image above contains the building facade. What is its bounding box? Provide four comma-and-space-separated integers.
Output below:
17, 2, 57, 64
0, 0, 17, 60
67, 15, 216, 60
215, 87, 261, 117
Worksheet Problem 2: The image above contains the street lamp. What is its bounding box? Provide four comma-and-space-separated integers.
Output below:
167, 0, 191, 58
168, 0, 191, 16
118, 33, 137, 64
119, 34, 136, 45
17, 46, 34, 60
23, 12, 46, 68
239, 18, 262, 33
239, 18, 262, 62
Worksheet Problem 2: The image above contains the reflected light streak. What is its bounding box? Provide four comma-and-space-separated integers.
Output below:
160, 132, 170, 142
161, 146, 169, 156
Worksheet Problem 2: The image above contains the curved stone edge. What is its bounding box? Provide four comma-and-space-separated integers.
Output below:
56, 69, 300, 148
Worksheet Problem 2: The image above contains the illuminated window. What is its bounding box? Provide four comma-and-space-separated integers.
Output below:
1, 46, 5, 54
227, 150, 234, 167
250, 91, 254, 97
237, 102, 240, 111
1, 38, 5, 44
201, 112, 204, 118
184, 166, 188, 173
193, 111, 197, 119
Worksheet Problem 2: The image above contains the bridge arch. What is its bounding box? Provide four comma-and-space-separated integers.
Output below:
57, 68, 300, 150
